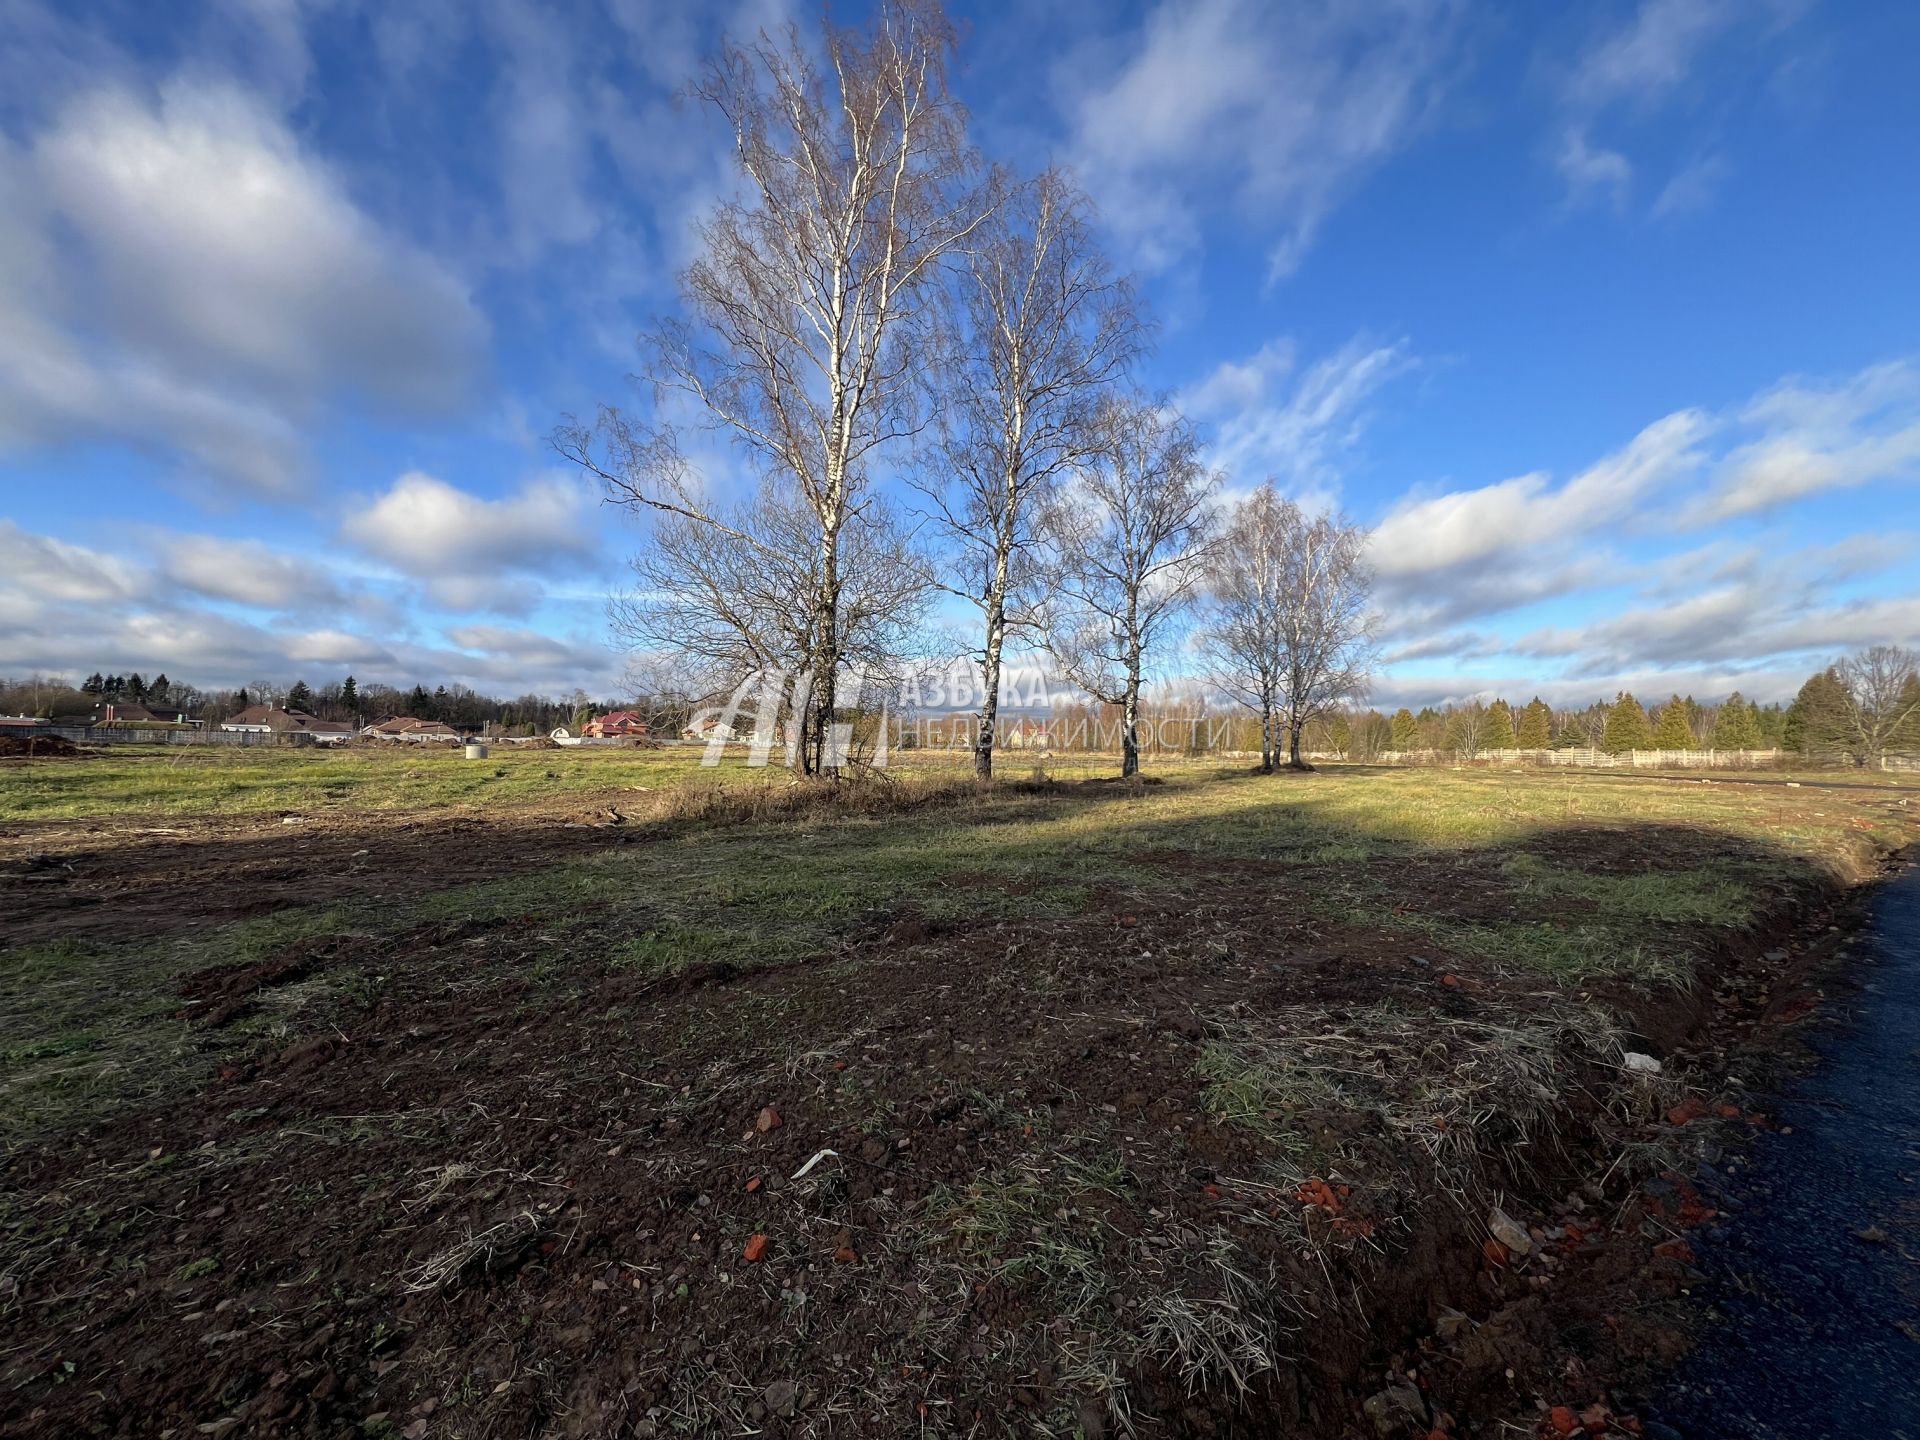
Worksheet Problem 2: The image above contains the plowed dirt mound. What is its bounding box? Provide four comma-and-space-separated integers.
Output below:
0, 735, 84, 758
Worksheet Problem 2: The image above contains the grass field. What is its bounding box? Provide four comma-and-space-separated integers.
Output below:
5, 744, 1913, 824
1, 746, 1914, 1436
0, 741, 1211, 824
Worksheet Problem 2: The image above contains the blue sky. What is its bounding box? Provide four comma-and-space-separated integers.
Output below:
1, 0, 1916, 708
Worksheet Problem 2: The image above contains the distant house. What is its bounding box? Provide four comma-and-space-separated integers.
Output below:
582, 710, 650, 738
220, 704, 353, 744
682, 713, 740, 743
362, 716, 461, 743
0, 715, 49, 731
97, 702, 197, 726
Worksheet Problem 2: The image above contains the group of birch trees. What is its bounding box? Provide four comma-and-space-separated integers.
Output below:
558, 0, 1374, 779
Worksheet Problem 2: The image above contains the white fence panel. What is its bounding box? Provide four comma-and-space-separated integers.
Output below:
1374, 747, 1786, 770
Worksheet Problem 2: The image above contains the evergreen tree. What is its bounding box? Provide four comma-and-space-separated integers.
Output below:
1711, 692, 1761, 749
286, 679, 314, 712
149, 673, 171, 704
1484, 698, 1516, 749
1601, 692, 1654, 754
1894, 675, 1920, 752
432, 685, 450, 721
235, 687, 250, 710
1328, 712, 1352, 757
1390, 707, 1419, 750
340, 675, 359, 714
407, 684, 432, 717
82, 672, 105, 695
126, 672, 147, 701
1783, 670, 1852, 760
1516, 696, 1552, 748
1652, 693, 1694, 749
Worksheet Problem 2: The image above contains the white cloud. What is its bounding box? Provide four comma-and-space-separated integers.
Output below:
0, 511, 624, 694
40, 84, 484, 412
0, 585, 379, 689
0, 82, 487, 495
0, 521, 140, 603
1689, 361, 1920, 522
1369, 360, 1920, 678
283, 628, 395, 668
0, 596, 619, 694
0, 526, 618, 694
446, 624, 606, 673
424, 576, 547, 617
1554, 128, 1633, 209
1547, 0, 1806, 214
1382, 556, 1616, 637
1061, 0, 1458, 279
1563, 0, 1737, 112
1651, 152, 1727, 218
158, 535, 343, 610
341, 472, 600, 609
1517, 585, 1920, 679
1184, 336, 1416, 502
1382, 630, 1501, 665
1372, 409, 1712, 580
481, 0, 606, 261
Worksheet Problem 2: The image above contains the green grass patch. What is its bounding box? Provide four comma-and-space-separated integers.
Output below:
3, 760, 1910, 1143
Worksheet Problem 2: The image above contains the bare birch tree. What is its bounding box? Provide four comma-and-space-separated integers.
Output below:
1044, 396, 1218, 778
556, 0, 987, 776
1274, 506, 1376, 769
1197, 483, 1292, 773
917, 167, 1142, 777
1201, 485, 1376, 772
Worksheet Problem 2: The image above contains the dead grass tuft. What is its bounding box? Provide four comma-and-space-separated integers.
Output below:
1199, 1001, 1626, 1191
400, 1210, 547, 1293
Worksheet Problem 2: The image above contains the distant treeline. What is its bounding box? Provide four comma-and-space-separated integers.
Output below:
910, 655, 1920, 767
1332, 662, 1918, 766
0, 672, 648, 738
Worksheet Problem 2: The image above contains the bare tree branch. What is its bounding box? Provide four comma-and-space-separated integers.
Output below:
1199, 486, 1377, 772
1043, 394, 1218, 778
914, 166, 1143, 776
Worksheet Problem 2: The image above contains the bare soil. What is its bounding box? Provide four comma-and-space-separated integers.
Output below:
0, 796, 1902, 1438
0, 736, 85, 759
0, 809, 638, 950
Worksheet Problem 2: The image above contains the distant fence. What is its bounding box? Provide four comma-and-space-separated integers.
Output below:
1374, 747, 1786, 770
30, 726, 280, 747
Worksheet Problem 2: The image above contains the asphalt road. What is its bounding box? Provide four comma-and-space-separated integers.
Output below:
1649, 865, 1920, 1439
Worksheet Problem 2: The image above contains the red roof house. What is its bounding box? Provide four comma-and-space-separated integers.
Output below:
582, 710, 650, 738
